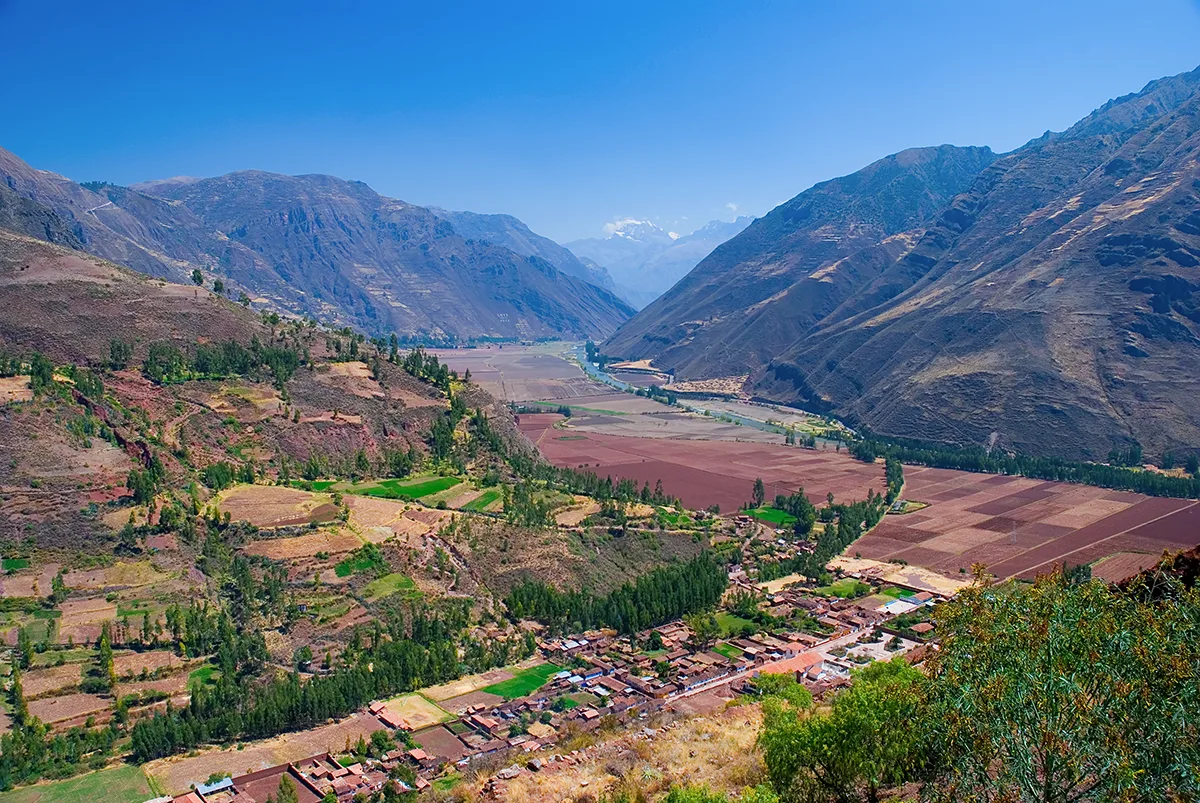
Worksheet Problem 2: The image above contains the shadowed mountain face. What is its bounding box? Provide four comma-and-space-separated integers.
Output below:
604, 145, 998, 373
428, 208, 620, 295
0, 150, 633, 341
607, 66, 1200, 461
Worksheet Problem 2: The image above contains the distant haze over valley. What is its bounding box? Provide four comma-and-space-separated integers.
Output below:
566, 217, 754, 309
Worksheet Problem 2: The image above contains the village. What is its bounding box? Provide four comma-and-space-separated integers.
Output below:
149, 551, 950, 803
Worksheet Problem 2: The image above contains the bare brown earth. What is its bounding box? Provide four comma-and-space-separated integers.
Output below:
243, 529, 364, 560
218, 485, 342, 528
521, 413, 882, 512
27, 692, 110, 725
848, 466, 1198, 581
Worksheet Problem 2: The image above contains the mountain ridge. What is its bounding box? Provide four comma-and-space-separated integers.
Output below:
605, 65, 1200, 461
0, 148, 633, 341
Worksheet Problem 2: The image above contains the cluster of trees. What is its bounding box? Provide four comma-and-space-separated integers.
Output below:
287, 443, 421, 485
585, 340, 616, 369
125, 454, 166, 505
504, 481, 556, 527
884, 458, 902, 504
0, 350, 24, 378
504, 554, 728, 634
0, 716, 120, 791
398, 347, 454, 392
507, 450, 680, 508
131, 601, 474, 761
850, 436, 1200, 498
200, 461, 255, 491
142, 338, 300, 388
756, 565, 1200, 802
756, 494, 887, 583
784, 429, 818, 448
773, 492, 817, 536
639, 384, 678, 405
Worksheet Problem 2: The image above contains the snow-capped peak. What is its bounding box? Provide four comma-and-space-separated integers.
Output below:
602, 218, 674, 244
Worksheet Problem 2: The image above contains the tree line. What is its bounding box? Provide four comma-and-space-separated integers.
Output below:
850, 436, 1200, 498
141, 338, 300, 388
756, 493, 888, 583
504, 554, 728, 634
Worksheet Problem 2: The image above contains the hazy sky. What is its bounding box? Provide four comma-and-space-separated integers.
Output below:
1, 0, 1199, 242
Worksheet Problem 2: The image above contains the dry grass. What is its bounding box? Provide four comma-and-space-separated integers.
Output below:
493, 705, 765, 803
422, 668, 516, 702
0, 375, 33, 404
377, 693, 453, 729
243, 529, 363, 560
218, 485, 340, 528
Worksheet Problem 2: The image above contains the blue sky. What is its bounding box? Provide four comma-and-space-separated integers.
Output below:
1, 0, 1198, 242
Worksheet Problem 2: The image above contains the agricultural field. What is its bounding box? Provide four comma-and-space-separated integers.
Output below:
479, 662, 562, 699
0, 764, 152, 803
747, 506, 797, 527
421, 667, 517, 702
217, 485, 340, 528
429, 344, 599, 402
715, 612, 758, 637
461, 488, 502, 512
375, 693, 453, 729
846, 466, 1200, 581
520, 413, 883, 512
361, 572, 420, 601
242, 528, 363, 560
343, 475, 461, 501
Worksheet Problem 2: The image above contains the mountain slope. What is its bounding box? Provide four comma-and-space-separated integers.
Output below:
141, 170, 633, 340
603, 145, 997, 375
755, 66, 1200, 460
429, 208, 621, 294
0, 148, 632, 340
567, 217, 752, 308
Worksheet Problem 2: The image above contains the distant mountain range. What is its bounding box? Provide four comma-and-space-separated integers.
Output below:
0, 148, 634, 342
606, 65, 1200, 461
566, 217, 753, 308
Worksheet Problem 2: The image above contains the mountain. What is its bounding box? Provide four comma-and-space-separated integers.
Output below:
428, 207, 620, 293
609, 66, 1200, 461
0, 147, 633, 341
604, 145, 997, 374
566, 216, 752, 308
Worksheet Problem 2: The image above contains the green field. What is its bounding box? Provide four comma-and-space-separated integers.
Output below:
356, 476, 461, 501
362, 572, 420, 601
334, 545, 388, 578
481, 663, 562, 699
716, 611, 759, 637
1, 558, 30, 571
0, 765, 152, 803
815, 578, 871, 599
188, 664, 219, 687
31, 648, 93, 668
747, 506, 797, 526
462, 489, 501, 512
713, 642, 744, 660
116, 599, 157, 618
